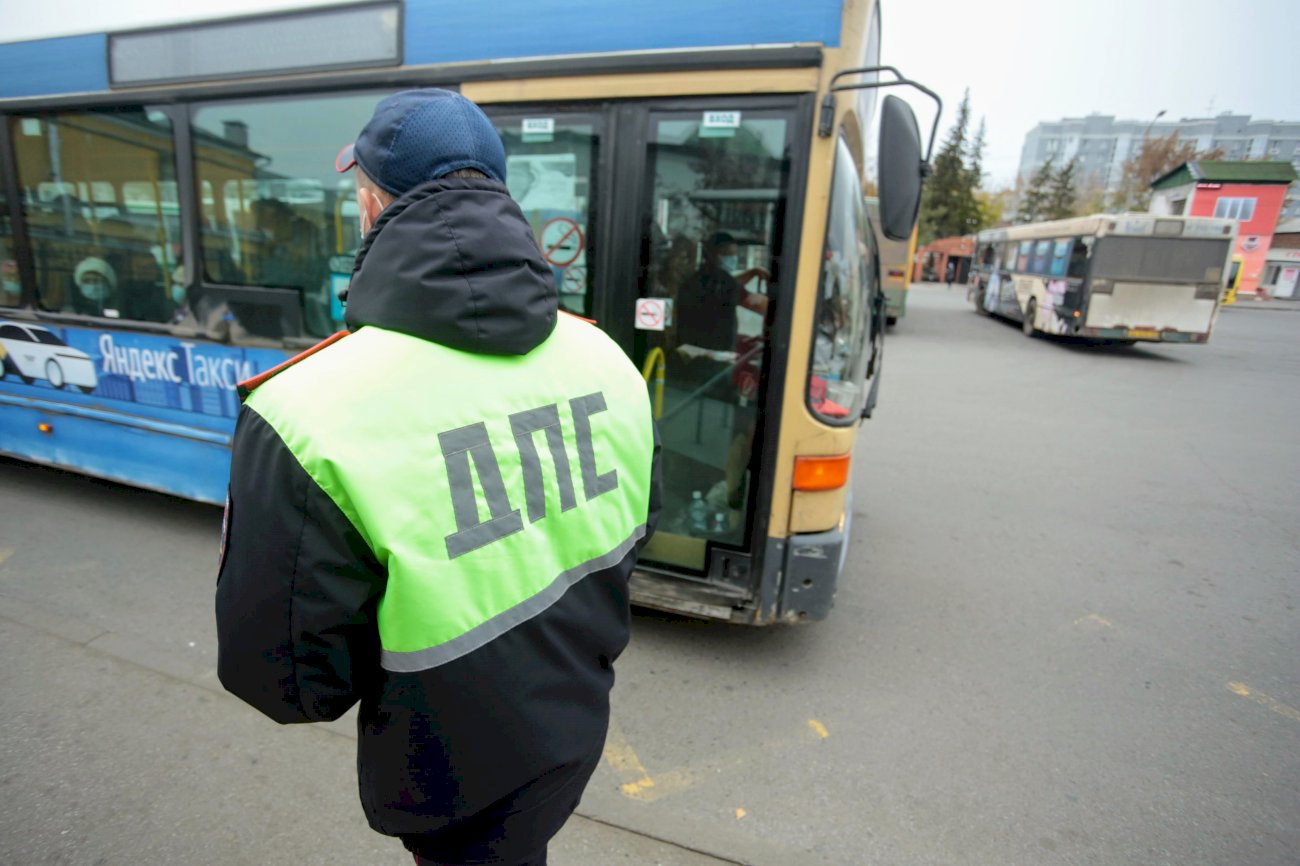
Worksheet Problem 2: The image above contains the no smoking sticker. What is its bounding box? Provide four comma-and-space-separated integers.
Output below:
540, 217, 584, 267
634, 298, 666, 331
562, 266, 586, 295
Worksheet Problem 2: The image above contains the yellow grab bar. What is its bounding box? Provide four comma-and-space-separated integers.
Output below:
641, 347, 665, 420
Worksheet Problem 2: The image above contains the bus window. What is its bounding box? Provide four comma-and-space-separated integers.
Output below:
808, 137, 875, 422
1092, 236, 1233, 283
1049, 239, 1071, 276
1003, 241, 1018, 271
1017, 241, 1033, 271
492, 115, 598, 318
8, 108, 180, 323
192, 92, 388, 338
1067, 237, 1091, 278
1031, 239, 1053, 274
1, 186, 17, 307
637, 108, 790, 568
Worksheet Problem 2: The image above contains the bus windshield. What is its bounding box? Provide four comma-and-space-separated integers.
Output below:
1091, 236, 1231, 283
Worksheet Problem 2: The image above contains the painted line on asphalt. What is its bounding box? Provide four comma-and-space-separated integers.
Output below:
1071, 612, 1300, 727
1228, 682, 1300, 724
0, 548, 13, 568
603, 719, 659, 799
607, 718, 832, 805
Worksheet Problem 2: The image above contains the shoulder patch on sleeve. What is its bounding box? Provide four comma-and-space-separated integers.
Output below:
237, 330, 350, 401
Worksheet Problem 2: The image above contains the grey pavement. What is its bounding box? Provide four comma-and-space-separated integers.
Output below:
2, 280, 1298, 865
0, 597, 732, 866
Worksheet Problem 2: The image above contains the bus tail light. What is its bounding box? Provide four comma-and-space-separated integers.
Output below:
793, 454, 851, 491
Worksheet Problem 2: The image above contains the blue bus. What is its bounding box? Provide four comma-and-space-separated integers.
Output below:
0, 0, 933, 623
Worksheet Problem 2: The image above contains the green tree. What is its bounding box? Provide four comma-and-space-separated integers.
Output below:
975, 187, 1013, 227
918, 90, 981, 244
1016, 156, 1055, 223
1044, 157, 1079, 220
1109, 132, 1226, 212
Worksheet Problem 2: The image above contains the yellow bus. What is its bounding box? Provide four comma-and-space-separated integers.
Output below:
0, 0, 934, 623
866, 196, 916, 324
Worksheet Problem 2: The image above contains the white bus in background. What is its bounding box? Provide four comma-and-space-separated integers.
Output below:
967, 214, 1237, 344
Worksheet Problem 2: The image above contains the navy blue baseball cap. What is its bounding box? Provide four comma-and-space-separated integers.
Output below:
335, 89, 507, 195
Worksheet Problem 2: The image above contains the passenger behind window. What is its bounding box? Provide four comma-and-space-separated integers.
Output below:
2, 257, 20, 307
67, 256, 118, 316
97, 217, 171, 322
170, 282, 255, 344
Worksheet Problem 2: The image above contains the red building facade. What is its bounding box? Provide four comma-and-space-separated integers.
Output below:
1150, 161, 1297, 298
912, 235, 975, 284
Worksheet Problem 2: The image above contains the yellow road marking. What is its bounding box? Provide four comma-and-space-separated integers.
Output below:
602, 720, 658, 800
1073, 613, 1113, 628
1228, 682, 1300, 723
734, 807, 747, 820
0, 548, 13, 568
807, 719, 829, 739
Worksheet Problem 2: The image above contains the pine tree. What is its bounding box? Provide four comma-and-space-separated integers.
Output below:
918, 90, 980, 244
1016, 156, 1055, 223
1044, 157, 1079, 220
966, 118, 987, 192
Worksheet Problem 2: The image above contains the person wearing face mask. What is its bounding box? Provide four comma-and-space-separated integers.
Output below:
69, 257, 118, 316
673, 230, 769, 360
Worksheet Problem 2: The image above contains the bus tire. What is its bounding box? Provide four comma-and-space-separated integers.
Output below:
1022, 299, 1037, 337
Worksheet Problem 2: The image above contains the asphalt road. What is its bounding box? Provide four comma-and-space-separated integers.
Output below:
1, 283, 1297, 865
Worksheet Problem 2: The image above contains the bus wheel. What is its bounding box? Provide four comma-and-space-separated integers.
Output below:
1022, 299, 1037, 337
46, 359, 67, 389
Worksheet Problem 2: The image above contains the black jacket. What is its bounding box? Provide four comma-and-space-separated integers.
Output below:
216, 177, 660, 864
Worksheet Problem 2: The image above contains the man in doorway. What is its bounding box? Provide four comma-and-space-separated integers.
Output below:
674, 230, 768, 356
216, 88, 661, 866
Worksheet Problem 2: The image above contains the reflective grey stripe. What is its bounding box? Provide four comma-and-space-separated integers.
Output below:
380, 525, 646, 673
570, 392, 618, 501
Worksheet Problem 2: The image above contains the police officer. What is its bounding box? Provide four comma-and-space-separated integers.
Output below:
216, 89, 661, 866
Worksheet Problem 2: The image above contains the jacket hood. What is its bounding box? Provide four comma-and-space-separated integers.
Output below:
344, 177, 556, 355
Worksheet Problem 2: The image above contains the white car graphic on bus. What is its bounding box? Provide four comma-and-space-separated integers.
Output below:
0, 322, 99, 393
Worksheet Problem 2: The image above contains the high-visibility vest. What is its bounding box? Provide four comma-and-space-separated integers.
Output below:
244, 314, 655, 670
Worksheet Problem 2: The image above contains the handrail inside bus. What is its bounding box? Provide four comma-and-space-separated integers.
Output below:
641, 347, 665, 420
818, 65, 942, 164
660, 343, 763, 425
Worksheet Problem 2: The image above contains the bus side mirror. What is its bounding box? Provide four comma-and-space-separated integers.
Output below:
878, 95, 926, 242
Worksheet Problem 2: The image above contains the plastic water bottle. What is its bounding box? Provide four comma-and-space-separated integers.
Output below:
688, 490, 709, 533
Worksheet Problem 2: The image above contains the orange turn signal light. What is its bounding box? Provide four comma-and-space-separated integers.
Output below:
37, 422, 54, 435
793, 454, 851, 491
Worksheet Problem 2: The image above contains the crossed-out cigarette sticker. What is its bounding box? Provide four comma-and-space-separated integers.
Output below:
540, 217, 584, 268
634, 298, 666, 331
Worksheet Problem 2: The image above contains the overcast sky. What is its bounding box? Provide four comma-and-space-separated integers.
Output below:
5, 0, 1296, 188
